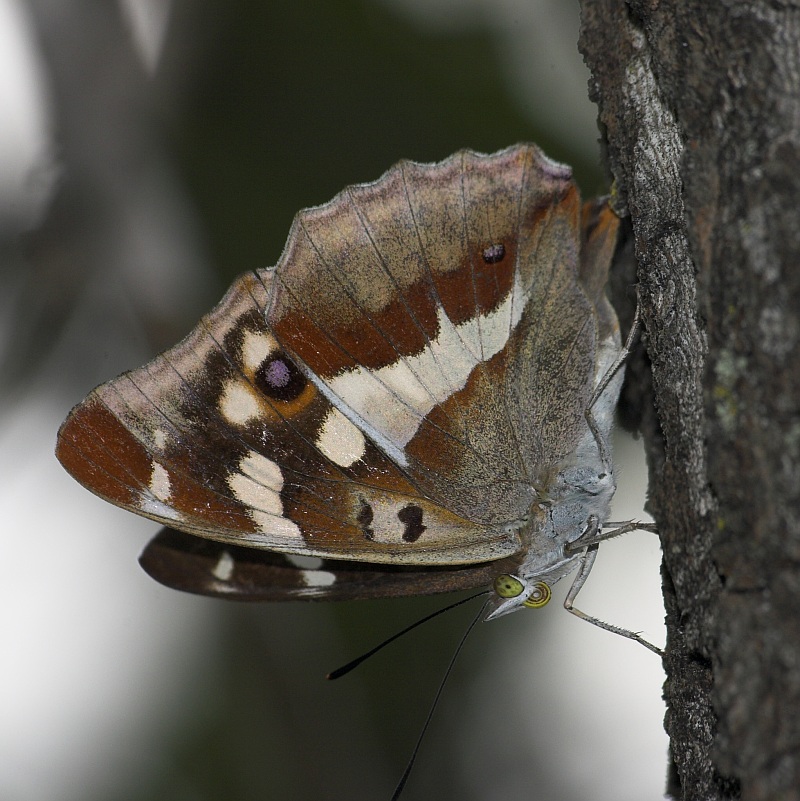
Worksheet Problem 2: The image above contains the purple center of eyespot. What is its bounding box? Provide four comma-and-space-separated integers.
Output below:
482, 243, 505, 264
254, 353, 306, 402
264, 358, 292, 388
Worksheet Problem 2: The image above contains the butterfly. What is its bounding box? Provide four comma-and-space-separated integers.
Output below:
56, 143, 656, 648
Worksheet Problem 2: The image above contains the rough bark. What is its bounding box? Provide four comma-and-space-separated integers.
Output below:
579, 2, 800, 800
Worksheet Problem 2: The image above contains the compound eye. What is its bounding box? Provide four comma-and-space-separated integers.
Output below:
492, 575, 551, 609
522, 581, 551, 609
493, 574, 524, 598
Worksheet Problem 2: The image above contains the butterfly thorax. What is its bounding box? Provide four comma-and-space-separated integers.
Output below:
485, 455, 616, 620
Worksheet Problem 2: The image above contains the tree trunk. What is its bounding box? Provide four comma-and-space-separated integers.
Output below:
579, 2, 800, 800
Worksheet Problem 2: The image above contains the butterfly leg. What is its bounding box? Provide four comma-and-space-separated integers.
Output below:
563, 517, 665, 657
565, 519, 658, 553
585, 296, 643, 469
590, 295, 642, 412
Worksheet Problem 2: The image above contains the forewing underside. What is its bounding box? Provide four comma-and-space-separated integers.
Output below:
56, 144, 620, 574
57, 272, 519, 565
267, 144, 593, 523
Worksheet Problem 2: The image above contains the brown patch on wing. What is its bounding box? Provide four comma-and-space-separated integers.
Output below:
268, 144, 574, 378
56, 398, 258, 533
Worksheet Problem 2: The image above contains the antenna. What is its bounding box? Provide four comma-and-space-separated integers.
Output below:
391, 599, 489, 800
326, 591, 487, 680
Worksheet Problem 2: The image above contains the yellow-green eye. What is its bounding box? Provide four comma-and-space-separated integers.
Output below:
522, 581, 551, 609
493, 574, 524, 598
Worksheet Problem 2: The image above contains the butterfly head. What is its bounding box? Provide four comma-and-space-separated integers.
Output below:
485, 573, 552, 620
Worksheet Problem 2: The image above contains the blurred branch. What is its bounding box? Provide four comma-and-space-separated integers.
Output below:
580, 2, 800, 799
9, 0, 209, 399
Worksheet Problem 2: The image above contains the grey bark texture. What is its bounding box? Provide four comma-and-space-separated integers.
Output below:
579, 2, 800, 800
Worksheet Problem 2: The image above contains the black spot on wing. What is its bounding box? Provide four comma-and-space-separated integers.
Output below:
357, 498, 374, 540
482, 243, 506, 264
398, 504, 425, 542
254, 354, 307, 402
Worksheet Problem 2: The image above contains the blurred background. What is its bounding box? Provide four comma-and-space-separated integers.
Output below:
0, 1, 667, 799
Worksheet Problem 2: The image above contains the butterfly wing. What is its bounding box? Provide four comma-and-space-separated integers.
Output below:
57, 144, 617, 574
268, 144, 593, 524
139, 526, 525, 601
56, 270, 514, 565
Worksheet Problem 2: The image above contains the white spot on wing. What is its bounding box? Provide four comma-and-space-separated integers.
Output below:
301, 569, 336, 587
153, 428, 168, 450
227, 451, 302, 537
249, 513, 302, 538
241, 330, 278, 372
149, 462, 171, 502
362, 496, 414, 544
212, 550, 235, 581
286, 554, 324, 569
219, 380, 261, 425
324, 273, 527, 453
138, 495, 182, 522
140, 460, 180, 521
316, 407, 367, 467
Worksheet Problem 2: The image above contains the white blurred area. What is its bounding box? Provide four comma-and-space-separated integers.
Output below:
0, 0, 54, 233
461, 430, 667, 801
0, 1, 667, 800
0, 397, 212, 801
0, 3, 211, 801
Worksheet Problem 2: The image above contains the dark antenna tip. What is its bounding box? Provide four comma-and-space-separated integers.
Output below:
326, 591, 487, 680
390, 598, 489, 800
